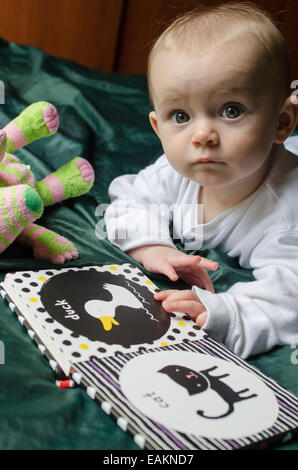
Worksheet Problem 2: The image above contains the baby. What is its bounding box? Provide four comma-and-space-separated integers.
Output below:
105, 2, 298, 358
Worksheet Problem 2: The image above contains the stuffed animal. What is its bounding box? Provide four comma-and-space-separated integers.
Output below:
0, 101, 95, 263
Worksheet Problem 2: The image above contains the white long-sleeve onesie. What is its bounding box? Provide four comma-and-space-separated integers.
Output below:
105, 142, 298, 358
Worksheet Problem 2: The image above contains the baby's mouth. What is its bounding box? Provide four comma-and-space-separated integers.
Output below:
194, 155, 225, 164
196, 158, 218, 164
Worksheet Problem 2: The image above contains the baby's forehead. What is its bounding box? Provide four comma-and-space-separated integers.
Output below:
154, 16, 270, 55
155, 26, 267, 67
151, 34, 269, 91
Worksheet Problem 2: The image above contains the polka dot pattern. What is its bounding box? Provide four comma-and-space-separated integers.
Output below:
6, 264, 205, 363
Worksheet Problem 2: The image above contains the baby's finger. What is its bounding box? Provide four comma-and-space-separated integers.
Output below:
157, 261, 179, 282
195, 269, 215, 292
162, 299, 206, 318
195, 311, 208, 328
167, 253, 200, 268
197, 257, 218, 271
170, 253, 218, 272
157, 289, 195, 304
179, 270, 214, 292
178, 272, 205, 289
154, 289, 181, 301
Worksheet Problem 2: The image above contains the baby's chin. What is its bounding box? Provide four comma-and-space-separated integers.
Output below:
178, 165, 227, 186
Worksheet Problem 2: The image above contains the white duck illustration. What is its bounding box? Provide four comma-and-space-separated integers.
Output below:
84, 282, 144, 331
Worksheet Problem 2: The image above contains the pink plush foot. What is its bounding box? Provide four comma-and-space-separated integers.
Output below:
35, 156, 95, 206
76, 158, 95, 183
18, 224, 79, 264
42, 104, 60, 133
33, 237, 79, 264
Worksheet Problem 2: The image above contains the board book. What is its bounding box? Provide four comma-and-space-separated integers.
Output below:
1, 263, 298, 450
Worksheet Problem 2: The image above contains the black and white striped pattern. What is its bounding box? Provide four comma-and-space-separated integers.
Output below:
74, 338, 298, 450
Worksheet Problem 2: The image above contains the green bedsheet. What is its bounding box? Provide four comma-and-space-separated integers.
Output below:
0, 38, 297, 450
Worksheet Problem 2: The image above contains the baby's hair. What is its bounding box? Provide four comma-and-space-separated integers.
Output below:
147, 2, 291, 105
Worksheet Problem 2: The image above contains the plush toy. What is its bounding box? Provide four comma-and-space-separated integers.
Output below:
0, 101, 95, 263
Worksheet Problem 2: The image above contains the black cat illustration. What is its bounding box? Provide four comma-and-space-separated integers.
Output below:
159, 364, 257, 419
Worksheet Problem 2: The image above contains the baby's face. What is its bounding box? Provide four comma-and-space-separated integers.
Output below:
149, 37, 282, 192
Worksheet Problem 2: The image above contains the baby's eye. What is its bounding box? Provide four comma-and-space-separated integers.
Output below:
220, 104, 244, 119
171, 111, 190, 124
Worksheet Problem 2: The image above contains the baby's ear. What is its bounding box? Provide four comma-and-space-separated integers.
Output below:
274, 96, 298, 144
149, 111, 160, 137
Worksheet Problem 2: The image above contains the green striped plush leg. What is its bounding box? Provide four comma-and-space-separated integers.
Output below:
0, 130, 7, 161
35, 157, 95, 206
18, 223, 79, 264
4, 102, 59, 153
0, 185, 43, 253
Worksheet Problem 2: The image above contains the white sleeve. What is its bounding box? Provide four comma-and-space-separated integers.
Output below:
104, 156, 176, 252
192, 230, 298, 358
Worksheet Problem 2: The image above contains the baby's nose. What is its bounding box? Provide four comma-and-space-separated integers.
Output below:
192, 125, 219, 147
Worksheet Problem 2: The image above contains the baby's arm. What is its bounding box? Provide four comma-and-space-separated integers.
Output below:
128, 244, 218, 292
156, 231, 298, 359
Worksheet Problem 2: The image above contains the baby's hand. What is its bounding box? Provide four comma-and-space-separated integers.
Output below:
154, 289, 208, 327
127, 245, 218, 292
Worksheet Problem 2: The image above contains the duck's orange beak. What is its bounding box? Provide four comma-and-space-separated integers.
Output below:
98, 316, 119, 331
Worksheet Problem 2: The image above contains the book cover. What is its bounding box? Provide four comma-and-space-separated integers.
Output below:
1, 263, 203, 375
1, 263, 298, 450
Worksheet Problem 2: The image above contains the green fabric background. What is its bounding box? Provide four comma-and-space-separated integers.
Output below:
0, 38, 296, 450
